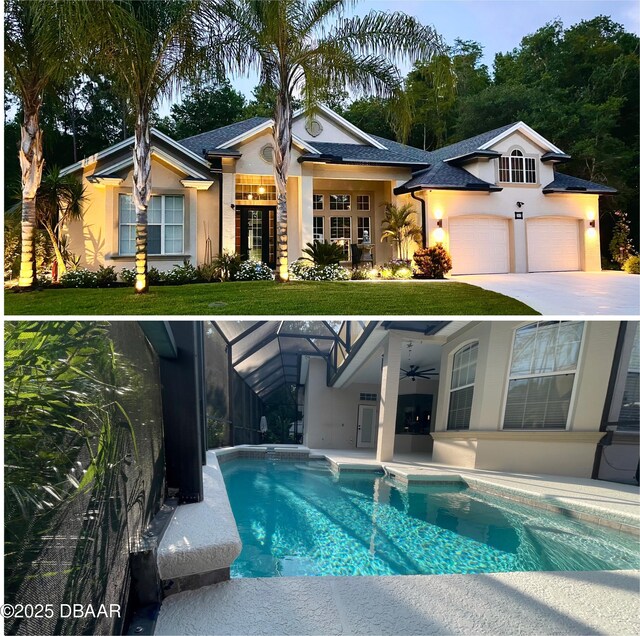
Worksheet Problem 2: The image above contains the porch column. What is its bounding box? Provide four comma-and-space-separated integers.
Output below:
376, 332, 402, 462
221, 171, 236, 254
299, 171, 314, 261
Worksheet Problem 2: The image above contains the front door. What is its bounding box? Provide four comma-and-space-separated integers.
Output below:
237, 206, 276, 268
357, 404, 377, 448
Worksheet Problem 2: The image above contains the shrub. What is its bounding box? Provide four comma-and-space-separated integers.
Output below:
95, 265, 118, 287
195, 262, 221, 283
162, 261, 199, 285
377, 259, 413, 280
212, 251, 242, 281
235, 260, 275, 281
413, 245, 452, 279
609, 209, 634, 266
350, 268, 370, 280
60, 268, 98, 288
301, 240, 345, 266
289, 259, 312, 280
291, 262, 349, 281
120, 268, 136, 285
623, 255, 640, 274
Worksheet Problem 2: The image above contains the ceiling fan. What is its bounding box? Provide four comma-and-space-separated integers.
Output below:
400, 365, 439, 381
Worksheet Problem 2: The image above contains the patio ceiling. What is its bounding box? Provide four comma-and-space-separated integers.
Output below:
212, 321, 342, 399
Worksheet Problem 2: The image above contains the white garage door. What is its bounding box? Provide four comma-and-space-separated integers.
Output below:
527, 218, 580, 272
449, 217, 510, 275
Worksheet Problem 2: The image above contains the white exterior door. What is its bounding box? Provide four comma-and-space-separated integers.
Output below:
449, 217, 510, 275
357, 404, 376, 448
527, 218, 580, 272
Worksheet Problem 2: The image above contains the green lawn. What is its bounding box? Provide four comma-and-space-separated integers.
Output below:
5, 281, 537, 316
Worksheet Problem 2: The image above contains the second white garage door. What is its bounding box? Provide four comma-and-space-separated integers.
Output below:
527, 218, 580, 272
449, 217, 510, 275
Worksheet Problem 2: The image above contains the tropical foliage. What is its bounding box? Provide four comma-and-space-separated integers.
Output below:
301, 240, 346, 266
413, 245, 453, 279
4, 322, 136, 607
380, 203, 422, 260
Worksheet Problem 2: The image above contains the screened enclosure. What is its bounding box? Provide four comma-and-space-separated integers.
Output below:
4, 322, 166, 636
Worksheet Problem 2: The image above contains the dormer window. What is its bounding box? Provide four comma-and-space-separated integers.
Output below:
499, 149, 536, 184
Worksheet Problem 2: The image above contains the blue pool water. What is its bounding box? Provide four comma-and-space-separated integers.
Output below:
220, 459, 640, 578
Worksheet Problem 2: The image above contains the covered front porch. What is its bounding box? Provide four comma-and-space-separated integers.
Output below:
222, 168, 418, 267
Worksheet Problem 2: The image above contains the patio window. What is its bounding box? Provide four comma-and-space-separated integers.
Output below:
119, 193, 184, 256
447, 342, 478, 430
313, 216, 325, 241
499, 149, 536, 184
356, 195, 370, 211
330, 216, 351, 258
503, 321, 584, 430
313, 194, 324, 210
330, 194, 351, 211
357, 217, 371, 242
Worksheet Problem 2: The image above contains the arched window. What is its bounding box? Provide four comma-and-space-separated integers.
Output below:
499, 148, 536, 184
447, 342, 478, 430
503, 321, 584, 429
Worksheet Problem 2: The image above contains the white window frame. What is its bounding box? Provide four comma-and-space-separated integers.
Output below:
356, 194, 370, 211
118, 193, 185, 256
500, 321, 586, 431
313, 216, 325, 241
498, 148, 537, 184
330, 216, 351, 258
313, 194, 324, 211
447, 341, 479, 431
357, 216, 371, 242
329, 194, 351, 211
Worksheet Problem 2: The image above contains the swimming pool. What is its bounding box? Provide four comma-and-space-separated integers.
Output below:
220, 458, 640, 578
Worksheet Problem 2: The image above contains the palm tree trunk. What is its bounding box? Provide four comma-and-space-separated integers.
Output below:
272, 89, 292, 282
43, 223, 66, 281
133, 110, 152, 293
18, 104, 45, 289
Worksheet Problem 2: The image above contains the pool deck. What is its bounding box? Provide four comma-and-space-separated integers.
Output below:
154, 447, 640, 636
155, 570, 640, 635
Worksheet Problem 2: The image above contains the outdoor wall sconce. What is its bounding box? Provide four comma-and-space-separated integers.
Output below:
589, 219, 596, 228
436, 219, 443, 228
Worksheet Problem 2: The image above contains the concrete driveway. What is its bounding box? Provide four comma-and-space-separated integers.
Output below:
453, 271, 640, 315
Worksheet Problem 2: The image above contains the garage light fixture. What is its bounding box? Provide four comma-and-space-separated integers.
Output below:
436, 219, 443, 228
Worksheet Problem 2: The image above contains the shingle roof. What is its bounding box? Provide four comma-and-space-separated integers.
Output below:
424, 123, 517, 163
396, 161, 501, 194
178, 117, 269, 156
177, 115, 614, 195
542, 172, 617, 194
304, 138, 432, 165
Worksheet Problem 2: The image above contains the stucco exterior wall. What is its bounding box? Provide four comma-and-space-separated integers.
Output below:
68, 156, 211, 272
292, 111, 365, 145
432, 321, 622, 477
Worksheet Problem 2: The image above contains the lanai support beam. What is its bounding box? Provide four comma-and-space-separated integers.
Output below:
376, 332, 402, 462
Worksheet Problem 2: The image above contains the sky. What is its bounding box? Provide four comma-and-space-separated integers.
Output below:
162, 0, 640, 113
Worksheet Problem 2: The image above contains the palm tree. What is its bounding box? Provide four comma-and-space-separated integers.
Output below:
205, 0, 442, 281
62, 0, 210, 293
380, 202, 422, 260
33, 168, 86, 281
5, 0, 71, 289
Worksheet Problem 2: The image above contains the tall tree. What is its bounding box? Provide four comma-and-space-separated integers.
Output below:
205, 0, 442, 281
155, 81, 246, 139
62, 0, 210, 293
4, 0, 71, 289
